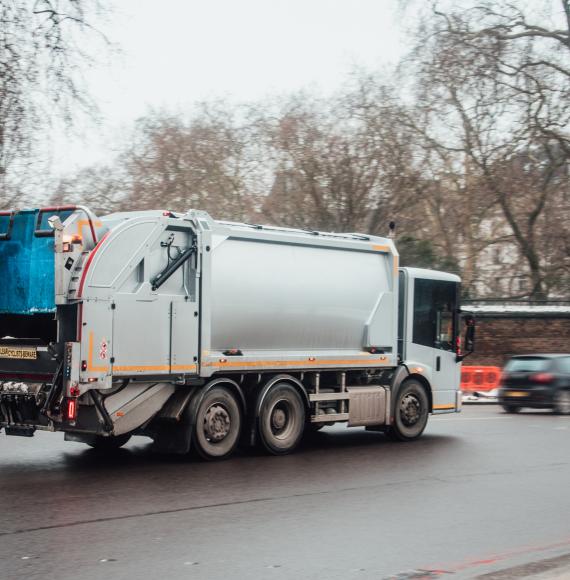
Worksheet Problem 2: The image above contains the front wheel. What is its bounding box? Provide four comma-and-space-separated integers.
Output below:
192, 387, 242, 460
387, 380, 429, 442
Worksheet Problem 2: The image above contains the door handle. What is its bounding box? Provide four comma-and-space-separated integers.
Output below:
436, 356, 441, 371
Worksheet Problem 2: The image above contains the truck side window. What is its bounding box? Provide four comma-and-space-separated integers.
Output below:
413, 279, 457, 351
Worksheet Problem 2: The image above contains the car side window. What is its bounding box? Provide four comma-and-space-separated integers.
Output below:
556, 357, 570, 374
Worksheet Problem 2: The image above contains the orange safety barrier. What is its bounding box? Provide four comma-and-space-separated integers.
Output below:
461, 366, 501, 393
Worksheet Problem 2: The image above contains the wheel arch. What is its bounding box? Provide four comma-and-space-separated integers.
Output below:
406, 373, 433, 413
254, 374, 310, 418
389, 366, 433, 421
188, 377, 247, 424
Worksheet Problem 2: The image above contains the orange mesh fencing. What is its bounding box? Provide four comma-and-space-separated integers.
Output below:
461, 366, 501, 393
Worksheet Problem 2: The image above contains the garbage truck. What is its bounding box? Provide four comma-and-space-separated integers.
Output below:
0, 205, 475, 459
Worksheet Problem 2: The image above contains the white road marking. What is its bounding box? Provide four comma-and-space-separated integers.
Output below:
433, 416, 515, 421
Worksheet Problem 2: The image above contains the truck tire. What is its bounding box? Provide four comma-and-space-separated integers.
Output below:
87, 433, 131, 451
502, 404, 521, 414
193, 386, 242, 460
387, 379, 429, 442
258, 383, 305, 455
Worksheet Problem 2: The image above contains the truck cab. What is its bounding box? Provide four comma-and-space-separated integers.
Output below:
399, 268, 464, 412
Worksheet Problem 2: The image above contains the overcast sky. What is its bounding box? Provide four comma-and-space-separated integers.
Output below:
52, 0, 405, 173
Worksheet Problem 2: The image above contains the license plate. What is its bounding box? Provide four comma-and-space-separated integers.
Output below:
505, 391, 527, 397
0, 345, 37, 360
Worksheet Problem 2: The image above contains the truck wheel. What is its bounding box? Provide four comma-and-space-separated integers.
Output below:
387, 380, 429, 442
553, 390, 570, 415
258, 383, 305, 455
193, 387, 242, 460
87, 433, 131, 451
502, 404, 521, 414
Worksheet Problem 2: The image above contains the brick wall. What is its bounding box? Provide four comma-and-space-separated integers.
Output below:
467, 314, 570, 367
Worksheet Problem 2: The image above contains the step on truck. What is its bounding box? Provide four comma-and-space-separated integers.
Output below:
0, 206, 475, 459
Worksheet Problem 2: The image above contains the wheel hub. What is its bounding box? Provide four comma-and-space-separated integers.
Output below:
204, 404, 231, 442
400, 394, 421, 427
271, 408, 287, 430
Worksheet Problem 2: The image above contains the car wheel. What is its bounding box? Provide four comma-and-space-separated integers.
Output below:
553, 390, 570, 415
501, 405, 521, 414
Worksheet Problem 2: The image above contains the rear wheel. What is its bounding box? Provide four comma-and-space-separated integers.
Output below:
193, 387, 242, 460
553, 390, 570, 415
87, 433, 131, 451
258, 383, 306, 455
502, 404, 521, 414
387, 380, 429, 442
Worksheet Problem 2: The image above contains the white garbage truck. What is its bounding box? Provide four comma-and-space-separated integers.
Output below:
0, 205, 474, 459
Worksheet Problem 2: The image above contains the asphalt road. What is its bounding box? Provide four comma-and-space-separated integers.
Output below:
1, 405, 569, 580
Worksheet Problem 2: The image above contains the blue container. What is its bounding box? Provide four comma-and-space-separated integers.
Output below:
0, 209, 71, 314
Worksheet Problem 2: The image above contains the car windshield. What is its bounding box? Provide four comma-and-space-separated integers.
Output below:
505, 357, 550, 372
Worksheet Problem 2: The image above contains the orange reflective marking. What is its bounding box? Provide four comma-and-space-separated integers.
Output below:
372, 244, 390, 253
433, 404, 456, 410
76, 219, 102, 236
113, 364, 197, 372
202, 357, 389, 369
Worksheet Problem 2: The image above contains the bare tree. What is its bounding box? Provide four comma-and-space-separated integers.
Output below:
0, 0, 107, 207
406, 0, 570, 298
50, 164, 124, 215
258, 86, 424, 236
117, 105, 262, 221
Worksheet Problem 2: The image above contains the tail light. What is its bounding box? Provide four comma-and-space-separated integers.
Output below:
530, 372, 554, 384
66, 398, 78, 421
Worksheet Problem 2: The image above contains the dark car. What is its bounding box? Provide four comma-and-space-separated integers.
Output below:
498, 354, 570, 414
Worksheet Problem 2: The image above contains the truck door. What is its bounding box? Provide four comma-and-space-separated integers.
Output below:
410, 278, 460, 409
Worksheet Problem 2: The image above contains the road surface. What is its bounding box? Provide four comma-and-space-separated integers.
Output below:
1, 405, 569, 579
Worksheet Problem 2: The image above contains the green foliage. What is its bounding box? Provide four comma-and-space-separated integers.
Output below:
398, 235, 459, 274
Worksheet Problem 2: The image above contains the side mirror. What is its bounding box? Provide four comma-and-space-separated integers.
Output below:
465, 322, 475, 352
456, 314, 476, 362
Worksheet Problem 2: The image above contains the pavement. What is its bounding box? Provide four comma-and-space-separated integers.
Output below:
1, 405, 569, 580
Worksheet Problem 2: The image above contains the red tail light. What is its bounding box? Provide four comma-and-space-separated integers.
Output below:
455, 335, 461, 355
530, 372, 554, 384
66, 398, 78, 421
